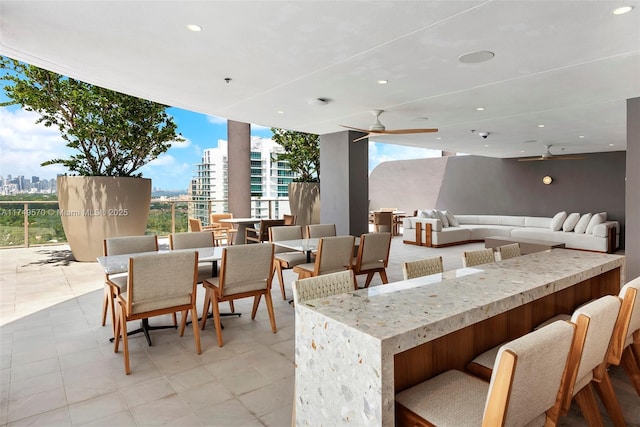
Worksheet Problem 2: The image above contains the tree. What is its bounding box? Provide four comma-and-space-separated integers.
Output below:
0, 57, 181, 176
270, 128, 320, 182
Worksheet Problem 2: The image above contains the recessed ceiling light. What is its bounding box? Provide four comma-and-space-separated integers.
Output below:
578, 135, 585, 138
186, 24, 202, 32
538, 124, 545, 128
436, 137, 442, 140
609, 143, 615, 146
277, 110, 284, 114
476, 107, 485, 111
521, 150, 525, 153
377, 80, 388, 85
612, 5, 634, 15
458, 51, 495, 64
484, 144, 489, 147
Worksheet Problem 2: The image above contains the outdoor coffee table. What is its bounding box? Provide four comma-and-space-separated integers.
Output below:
484, 235, 565, 255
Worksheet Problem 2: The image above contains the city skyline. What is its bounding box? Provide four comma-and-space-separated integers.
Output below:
0, 104, 443, 191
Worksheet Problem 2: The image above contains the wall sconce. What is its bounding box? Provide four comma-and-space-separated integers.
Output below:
542, 175, 553, 185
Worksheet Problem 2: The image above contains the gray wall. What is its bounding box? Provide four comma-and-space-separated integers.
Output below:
370, 152, 626, 246
626, 97, 640, 280
320, 131, 369, 236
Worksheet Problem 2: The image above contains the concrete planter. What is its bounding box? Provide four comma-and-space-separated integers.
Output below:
57, 176, 151, 262
288, 182, 320, 236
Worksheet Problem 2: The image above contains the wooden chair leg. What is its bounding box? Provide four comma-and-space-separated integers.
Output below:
101, 285, 109, 326
364, 273, 374, 288
114, 301, 131, 375
229, 301, 235, 313
380, 269, 389, 284
190, 305, 202, 354
179, 310, 187, 336
212, 293, 224, 347
592, 371, 625, 427
353, 274, 359, 289
621, 346, 640, 396
201, 289, 211, 330
276, 263, 286, 300
574, 384, 605, 427
251, 295, 262, 319
171, 312, 177, 326
265, 291, 277, 333
113, 302, 122, 353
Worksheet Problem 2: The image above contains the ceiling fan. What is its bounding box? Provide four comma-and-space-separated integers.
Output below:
341, 109, 438, 143
517, 145, 585, 162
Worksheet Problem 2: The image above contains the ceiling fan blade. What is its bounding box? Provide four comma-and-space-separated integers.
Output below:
374, 128, 438, 135
517, 157, 545, 162
352, 133, 372, 143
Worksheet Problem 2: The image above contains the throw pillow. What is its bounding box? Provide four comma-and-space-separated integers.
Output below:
444, 210, 459, 227
436, 210, 449, 227
574, 213, 592, 234
562, 212, 580, 232
586, 212, 606, 234
550, 211, 567, 231
417, 210, 429, 218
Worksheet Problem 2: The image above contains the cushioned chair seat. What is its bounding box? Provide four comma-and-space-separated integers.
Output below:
396, 370, 486, 426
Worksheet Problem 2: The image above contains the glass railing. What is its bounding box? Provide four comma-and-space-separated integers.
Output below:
0, 197, 290, 248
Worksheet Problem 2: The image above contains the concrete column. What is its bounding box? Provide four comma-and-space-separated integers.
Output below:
625, 97, 640, 281
227, 120, 251, 217
319, 130, 368, 236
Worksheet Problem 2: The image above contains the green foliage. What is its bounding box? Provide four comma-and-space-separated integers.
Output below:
1, 57, 182, 176
270, 128, 320, 182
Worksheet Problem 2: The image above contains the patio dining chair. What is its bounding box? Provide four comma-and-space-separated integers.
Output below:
101, 235, 159, 334
201, 243, 276, 347
462, 248, 495, 267
306, 224, 336, 238
293, 235, 355, 280
402, 256, 443, 280
270, 225, 306, 299
351, 232, 391, 288
245, 219, 285, 243
210, 213, 237, 245
113, 251, 202, 374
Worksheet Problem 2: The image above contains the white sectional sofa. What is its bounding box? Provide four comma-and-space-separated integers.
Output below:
402, 211, 620, 253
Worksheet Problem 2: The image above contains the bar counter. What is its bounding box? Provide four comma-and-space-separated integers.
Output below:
293, 249, 624, 426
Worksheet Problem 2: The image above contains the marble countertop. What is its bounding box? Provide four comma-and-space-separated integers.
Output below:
298, 249, 625, 354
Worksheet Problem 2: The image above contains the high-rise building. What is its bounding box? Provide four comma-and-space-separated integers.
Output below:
189, 137, 296, 223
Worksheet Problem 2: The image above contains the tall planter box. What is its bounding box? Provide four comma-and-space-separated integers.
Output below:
57, 176, 151, 262
288, 182, 320, 236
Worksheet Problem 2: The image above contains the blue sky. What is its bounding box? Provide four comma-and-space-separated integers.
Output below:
0, 102, 441, 191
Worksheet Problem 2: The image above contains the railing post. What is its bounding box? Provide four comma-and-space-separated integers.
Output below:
268, 200, 273, 219
171, 202, 176, 234
23, 203, 28, 248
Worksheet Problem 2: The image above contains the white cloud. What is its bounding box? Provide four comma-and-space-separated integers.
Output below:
0, 107, 73, 179
206, 115, 226, 125
171, 135, 191, 149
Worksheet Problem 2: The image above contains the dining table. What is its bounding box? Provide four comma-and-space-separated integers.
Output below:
272, 236, 361, 263
218, 217, 261, 244
97, 246, 224, 345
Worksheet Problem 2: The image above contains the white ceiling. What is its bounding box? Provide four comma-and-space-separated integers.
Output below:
1, 1, 639, 158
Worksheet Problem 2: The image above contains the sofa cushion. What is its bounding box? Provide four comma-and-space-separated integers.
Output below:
562, 213, 580, 232
574, 213, 592, 234
586, 212, 606, 234
444, 210, 459, 227
550, 212, 567, 231
436, 210, 449, 228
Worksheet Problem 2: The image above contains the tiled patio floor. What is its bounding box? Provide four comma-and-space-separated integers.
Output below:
0, 237, 638, 426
